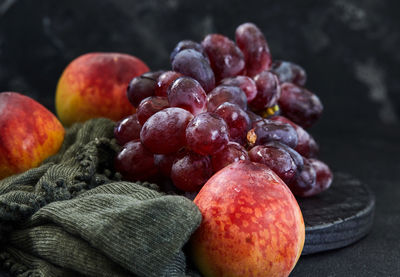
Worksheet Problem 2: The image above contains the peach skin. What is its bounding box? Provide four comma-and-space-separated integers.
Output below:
191, 160, 305, 277
0, 92, 65, 180
55, 52, 149, 126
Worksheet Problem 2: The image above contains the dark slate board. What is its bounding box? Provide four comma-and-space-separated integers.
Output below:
299, 172, 375, 255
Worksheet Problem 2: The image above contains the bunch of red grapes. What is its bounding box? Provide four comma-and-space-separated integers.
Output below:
114, 22, 333, 198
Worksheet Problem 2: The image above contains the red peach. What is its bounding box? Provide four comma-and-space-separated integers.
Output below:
191, 160, 305, 277
55, 52, 149, 126
0, 92, 65, 179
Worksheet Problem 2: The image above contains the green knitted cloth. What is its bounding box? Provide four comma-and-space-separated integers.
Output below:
0, 118, 202, 277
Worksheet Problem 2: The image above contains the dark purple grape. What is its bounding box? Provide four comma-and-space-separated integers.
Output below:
214, 102, 251, 145
247, 119, 298, 148
211, 142, 249, 172
246, 110, 263, 123
288, 158, 317, 197
140, 107, 193, 154
170, 40, 208, 62
263, 141, 304, 171
235, 22, 272, 77
114, 140, 158, 181
248, 145, 297, 184
201, 34, 245, 81
279, 83, 323, 129
171, 151, 213, 192
114, 114, 142, 146
289, 158, 332, 197
142, 70, 165, 80
186, 112, 229, 155
271, 60, 307, 87
249, 71, 281, 111
271, 115, 319, 158
155, 71, 183, 97
206, 85, 247, 112
127, 76, 157, 107
220, 75, 258, 102
168, 77, 207, 115
172, 49, 215, 92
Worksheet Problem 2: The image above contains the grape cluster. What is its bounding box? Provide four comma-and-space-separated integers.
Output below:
114, 22, 332, 197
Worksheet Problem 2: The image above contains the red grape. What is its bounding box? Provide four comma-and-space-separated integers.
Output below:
140, 107, 193, 154
309, 158, 333, 194
171, 151, 213, 192
201, 34, 245, 81
168, 77, 207, 115
249, 145, 297, 184
155, 71, 183, 97
114, 140, 158, 181
127, 75, 157, 107
214, 102, 251, 145
206, 85, 247, 112
279, 83, 323, 129
271, 115, 319, 158
136, 96, 170, 125
154, 154, 175, 177
235, 23, 272, 76
211, 142, 249, 172
113, 22, 332, 199
220, 75, 258, 102
249, 71, 281, 111
172, 49, 215, 92
154, 149, 186, 177
114, 114, 142, 146
186, 112, 229, 155
271, 60, 307, 87
248, 119, 298, 148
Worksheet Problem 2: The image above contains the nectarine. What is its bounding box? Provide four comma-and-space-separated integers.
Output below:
0, 92, 65, 179
191, 160, 305, 277
55, 52, 149, 126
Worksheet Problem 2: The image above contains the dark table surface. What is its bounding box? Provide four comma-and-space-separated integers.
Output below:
291, 125, 400, 276
1, 0, 399, 276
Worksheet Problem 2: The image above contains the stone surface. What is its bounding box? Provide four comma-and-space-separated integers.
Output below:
291, 127, 400, 276
299, 172, 375, 255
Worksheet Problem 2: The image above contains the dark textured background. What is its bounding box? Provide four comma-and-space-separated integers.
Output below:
0, 0, 399, 276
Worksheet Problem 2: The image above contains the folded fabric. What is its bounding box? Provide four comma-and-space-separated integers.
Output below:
0, 118, 202, 277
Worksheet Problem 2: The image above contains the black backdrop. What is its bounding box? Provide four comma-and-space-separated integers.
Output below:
1, 0, 399, 130
1, 0, 399, 276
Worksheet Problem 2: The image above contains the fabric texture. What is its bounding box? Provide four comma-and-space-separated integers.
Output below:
0, 118, 202, 277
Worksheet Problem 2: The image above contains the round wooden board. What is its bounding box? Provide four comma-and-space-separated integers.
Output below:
298, 172, 375, 255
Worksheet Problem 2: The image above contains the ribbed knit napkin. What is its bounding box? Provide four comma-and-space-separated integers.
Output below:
0, 118, 202, 277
